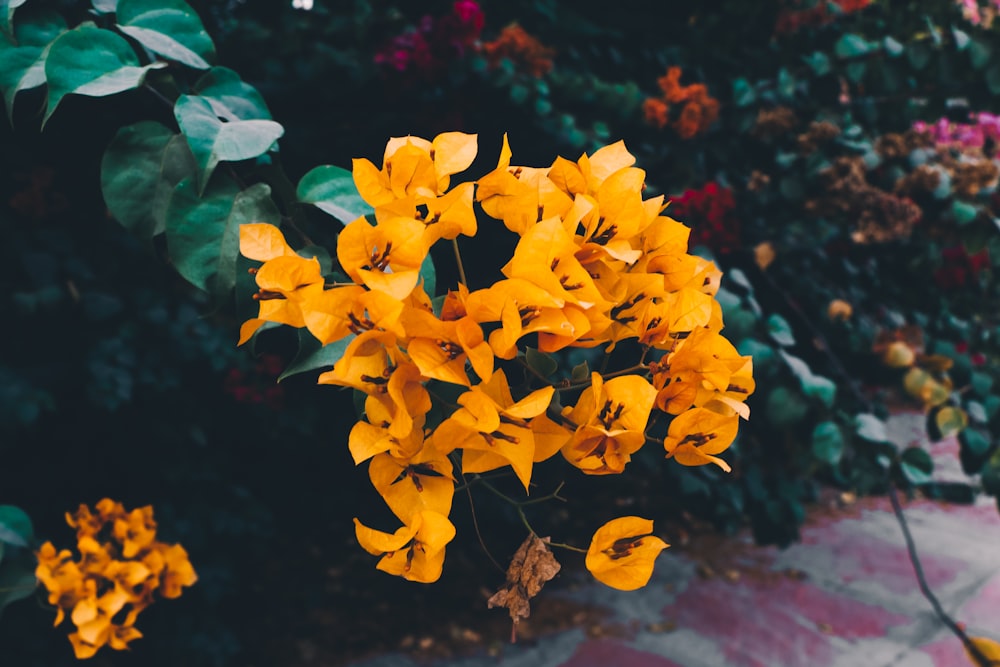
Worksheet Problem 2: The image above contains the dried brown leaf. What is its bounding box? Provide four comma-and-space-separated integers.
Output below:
487, 534, 561, 624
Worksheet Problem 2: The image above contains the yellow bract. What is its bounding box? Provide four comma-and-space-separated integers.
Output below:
585, 516, 669, 590
35, 500, 196, 659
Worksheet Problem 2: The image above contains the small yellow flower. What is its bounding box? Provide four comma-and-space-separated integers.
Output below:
585, 516, 668, 590
354, 510, 456, 583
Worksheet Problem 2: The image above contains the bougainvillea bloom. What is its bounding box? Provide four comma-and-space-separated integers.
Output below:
354, 510, 456, 583
662, 407, 739, 471
36, 500, 196, 659
585, 516, 669, 590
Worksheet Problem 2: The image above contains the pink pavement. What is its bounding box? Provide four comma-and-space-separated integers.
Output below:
350, 412, 1000, 667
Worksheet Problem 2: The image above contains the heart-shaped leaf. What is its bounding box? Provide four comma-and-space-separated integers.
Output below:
102, 121, 196, 243
193, 66, 270, 120
165, 179, 280, 296
297, 164, 373, 223
174, 94, 284, 193
116, 0, 214, 70
0, 548, 37, 616
0, 7, 65, 120
43, 24, 166, 126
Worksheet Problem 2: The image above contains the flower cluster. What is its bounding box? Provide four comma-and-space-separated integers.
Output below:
913, 113, 1000, 151
668, 182, 741, 256
934, 245, 991, 290
956, 0, 1000, 26
482, 24, 555, 77
240, 133, 752, 590
773, 0, 871, 34
374, 1, 484, 81
35, 499, 197, 659
642, 67, 720, 139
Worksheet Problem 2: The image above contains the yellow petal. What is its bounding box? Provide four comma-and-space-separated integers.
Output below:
431, 132, 478, 177
585, 516, 668, 591
239, 223, 295, 261
967, 636, 1000, 664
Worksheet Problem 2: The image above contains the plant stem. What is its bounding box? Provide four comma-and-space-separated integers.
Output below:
452, 238, 468, 287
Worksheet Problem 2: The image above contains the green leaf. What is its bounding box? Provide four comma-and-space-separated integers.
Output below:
835, 33, 870, 58
0, 506, 32, 547
811, 421, 844, 465
43, 24, 166, 126
297, 165, 373, 223
882, 36, 904, 57
855, 413, 889, 443
279, 330, 355, 382
780, 351, 836, 408
0, 0, 27, 37
571, 360, 589, 382
765, 386, 808, 428
952, 27, 970, 51
987, 64, 1000, 96
934, 405, 968, 439
971, 371, 993, 397
192, 66, 270, 120
960, 428, 991, 456
845, 61, 867, 84
419, 252, 436, 297
900, 447, 933, 485
970, 38, 992, 70
525, 347, 557, 378
92, 0, 118, 12
174, 94, 284, 193
116, 0, 214, 70
101, 121, 196, 242
767, 313, 795, 347
777, 67, 795, 101
0, 548, 37, 616
802, 51, 830, 76
731, 77, 755, 107
165, 179, 280, 295
952, 200, 979, 226
0, 8, 66, 121
907, 42, 931, 71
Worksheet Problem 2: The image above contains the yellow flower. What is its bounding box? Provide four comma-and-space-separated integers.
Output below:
402, 309, 493, 386
337, 216, 430, 300
369, 445, 455, 522
561, 373, 657, 474
585, 516, 668, 590
354, 510, 456, 583
662, 407, 739, 472
430, 369, 553, 490
353, 132, 478, 205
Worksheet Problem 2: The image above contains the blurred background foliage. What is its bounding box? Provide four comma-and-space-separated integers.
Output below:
4, 0, 1000, 664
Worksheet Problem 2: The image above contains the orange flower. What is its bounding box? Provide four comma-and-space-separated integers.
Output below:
643, 98, 669, 129
483, 24, 555, 77
585, 516, 669, 590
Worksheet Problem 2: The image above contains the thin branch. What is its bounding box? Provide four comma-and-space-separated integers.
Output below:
451, 238, 468, 287
461, 471, 505, 574
889, 486, 998, 667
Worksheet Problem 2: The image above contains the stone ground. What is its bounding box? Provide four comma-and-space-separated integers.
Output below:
348, 412, 1000, 667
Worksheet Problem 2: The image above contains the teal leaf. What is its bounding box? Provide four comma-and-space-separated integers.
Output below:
952, 27, 970, 51
0, 8, 65, 120
193, 66, 270, 120
0, 548, 37, 616
767, 313, 795, 347
92, 0, 118, 12
0, 0, 27, 37
0, 506, 32, 547
900, 447, 933, 485
907, 42, 931, 70
419, 252, 436, 297
802, 51, 830, 76
174, 94, 284, 193
101, 121, 196, 242
811, 421, 844, 465
296, 164, 373, 223
279, 330, 355, 382
855, 413, 889, 443
780, 351, 836, 408
970, 39, 992, 70
43, 24, 166, 126
952, 200, 979, 226
835, 34, 870, 58
165, 179, 280, 295
732, 77, 755, 107
765, 386, 808, 428
116, 0, 214, 70
882, 36, 904, 57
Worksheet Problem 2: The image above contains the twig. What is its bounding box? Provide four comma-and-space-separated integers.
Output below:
461, 471, 505, 574
452, 238, 468, 287
889, 485, 998, 666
